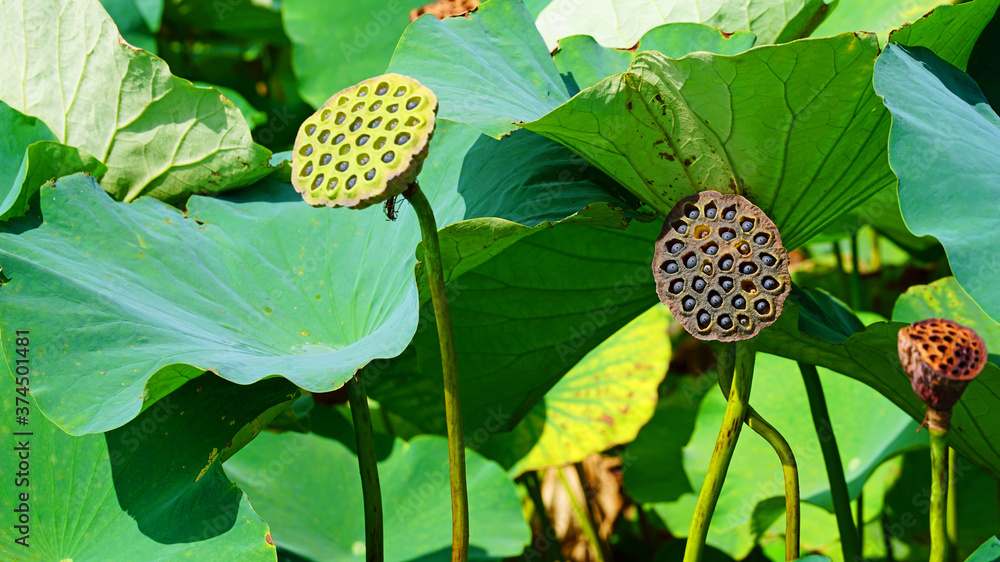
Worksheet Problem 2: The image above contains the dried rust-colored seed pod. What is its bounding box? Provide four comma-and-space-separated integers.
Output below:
411, 0, 481, 21
898, 319, 987, 415
652, 191, 790, 342
292, 74, 438, 210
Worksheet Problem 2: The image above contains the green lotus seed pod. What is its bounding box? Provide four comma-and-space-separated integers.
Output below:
292, 74, 438, 209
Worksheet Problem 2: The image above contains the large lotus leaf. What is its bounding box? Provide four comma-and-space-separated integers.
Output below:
0, 0, 273, 204
2, 142, 108, 222
893, 277, 1000, 357
887, 0, 1000, 71
534, 0, 832, 50
652, 352, 922, 558
0, 358, 277, 560
387, 0, 569, 139
810, 0, 945, 42
968, 537, 1000, 562
553, 23, 757, 93
477, 303, 671, 475
754, 287, 1000, 481
284, 0, 425, 108
367, 215, 663, 440
875, 44, 1000, 324
105, 373, 299, 543
224, 433, 530, 561
527, 33, 895, 250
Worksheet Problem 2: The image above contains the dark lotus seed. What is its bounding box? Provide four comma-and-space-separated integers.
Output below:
306, 124, 317, 135
754, 233, 768, 244
388, 104, 399, 113
357, 135, 370, 146
302, 145, 313, 156
693, 278, 706, 292
365, 169, 376, 181
396, 133, 411, 145
347, 175, 357, 189
704, 244, 718, 255
740, 263, 758, 274
755, 300, 770, 314
720, 257, 734, 270
682, 297, 696, 311
407, 97, 420, 110
394, 87, 406, 97
761, 253, 776, 266
357, 88, 368, 97
670, 280, 684, 294
720, 278, 734, 291
687, 208, 699, 219
719, 315, 733, 329
319, 131, 330, 143
377, 85, 389, 95
352, 102, 365, 113
313, 174, 324, 188
705, 207, 717, 219
320, 154, 332, 166
723, 209, 736, 220
709, 292, 723, 307
663, 261, 679, 274
370, 101, 383, 112
358, 155, 370, 166
737, 243, 751, 255
669, 242, 683, 253
702, 264, 712, 275
741, 219, 753, 232
303, 164, 313, 176
684, 254, 697, 268
369, 117, 383, 128
738, 315, 749, 326
321, 109, 332, 120
763, 277, 779, 290
350, 118, 363, 132
676, 224, 687, 234
382, 152, 395, 163
336, 161, 349, 172
721, 230, 736, 241
336, 113, 346, 125
733, 296, 746, 309
334, 134, 345, 144
697, 311, 711, 329
387, 119, 398, 130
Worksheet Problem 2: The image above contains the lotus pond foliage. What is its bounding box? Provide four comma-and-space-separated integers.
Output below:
1, 0, 999, 561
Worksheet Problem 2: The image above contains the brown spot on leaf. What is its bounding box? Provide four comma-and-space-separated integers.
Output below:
659, 152, 675, 161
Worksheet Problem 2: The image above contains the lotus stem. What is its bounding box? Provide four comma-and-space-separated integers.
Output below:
404, 184, 469, 562
849, 234, 862, 311
718, 348, 799, 560
346, 374, 384, 562
799, 362, 860, 561
948, 448, 958, 562
557, 467, 605, 562
857, 491, 865, 552
930, 424, 949, 562
684, 342, 754, 562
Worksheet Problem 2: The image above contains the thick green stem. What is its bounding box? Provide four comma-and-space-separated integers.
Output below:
684, 342, 755, 562
799, 362, 860, 561
405, 186, 469, 562
849, 234, 863, 311
930, 427, 949, 562
948, 448, 958, 562
346, 374, 384, 562
558, 468, 605, 562
857, 491, 865, 553
718, 351, 799, 561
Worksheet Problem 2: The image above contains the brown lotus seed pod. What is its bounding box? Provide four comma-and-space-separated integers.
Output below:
292, 74, 437, 210
898, 319, 987, 414
652, 191, 791, 342
411, 0, 481, 21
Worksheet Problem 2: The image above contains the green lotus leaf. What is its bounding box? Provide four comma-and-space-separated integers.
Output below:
887, 0, 1000, 70
553, 23, 757, 93
967, 537, 1000, 562
0, 360, 277, 560
387, 0, 570, 139
810, 0, 946, 42
651, 352, 922, 558
534, 0, 833, 50
893, 277, 1000, 360
0, 0, 273, 204
755, 287, 1000, 481
527, 33, 891, 251
292, 74, 437, 209
875, 44, 1000, 323
478, 303, 672, 475
283, 0, 426, 108
224, 433, 530, 561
